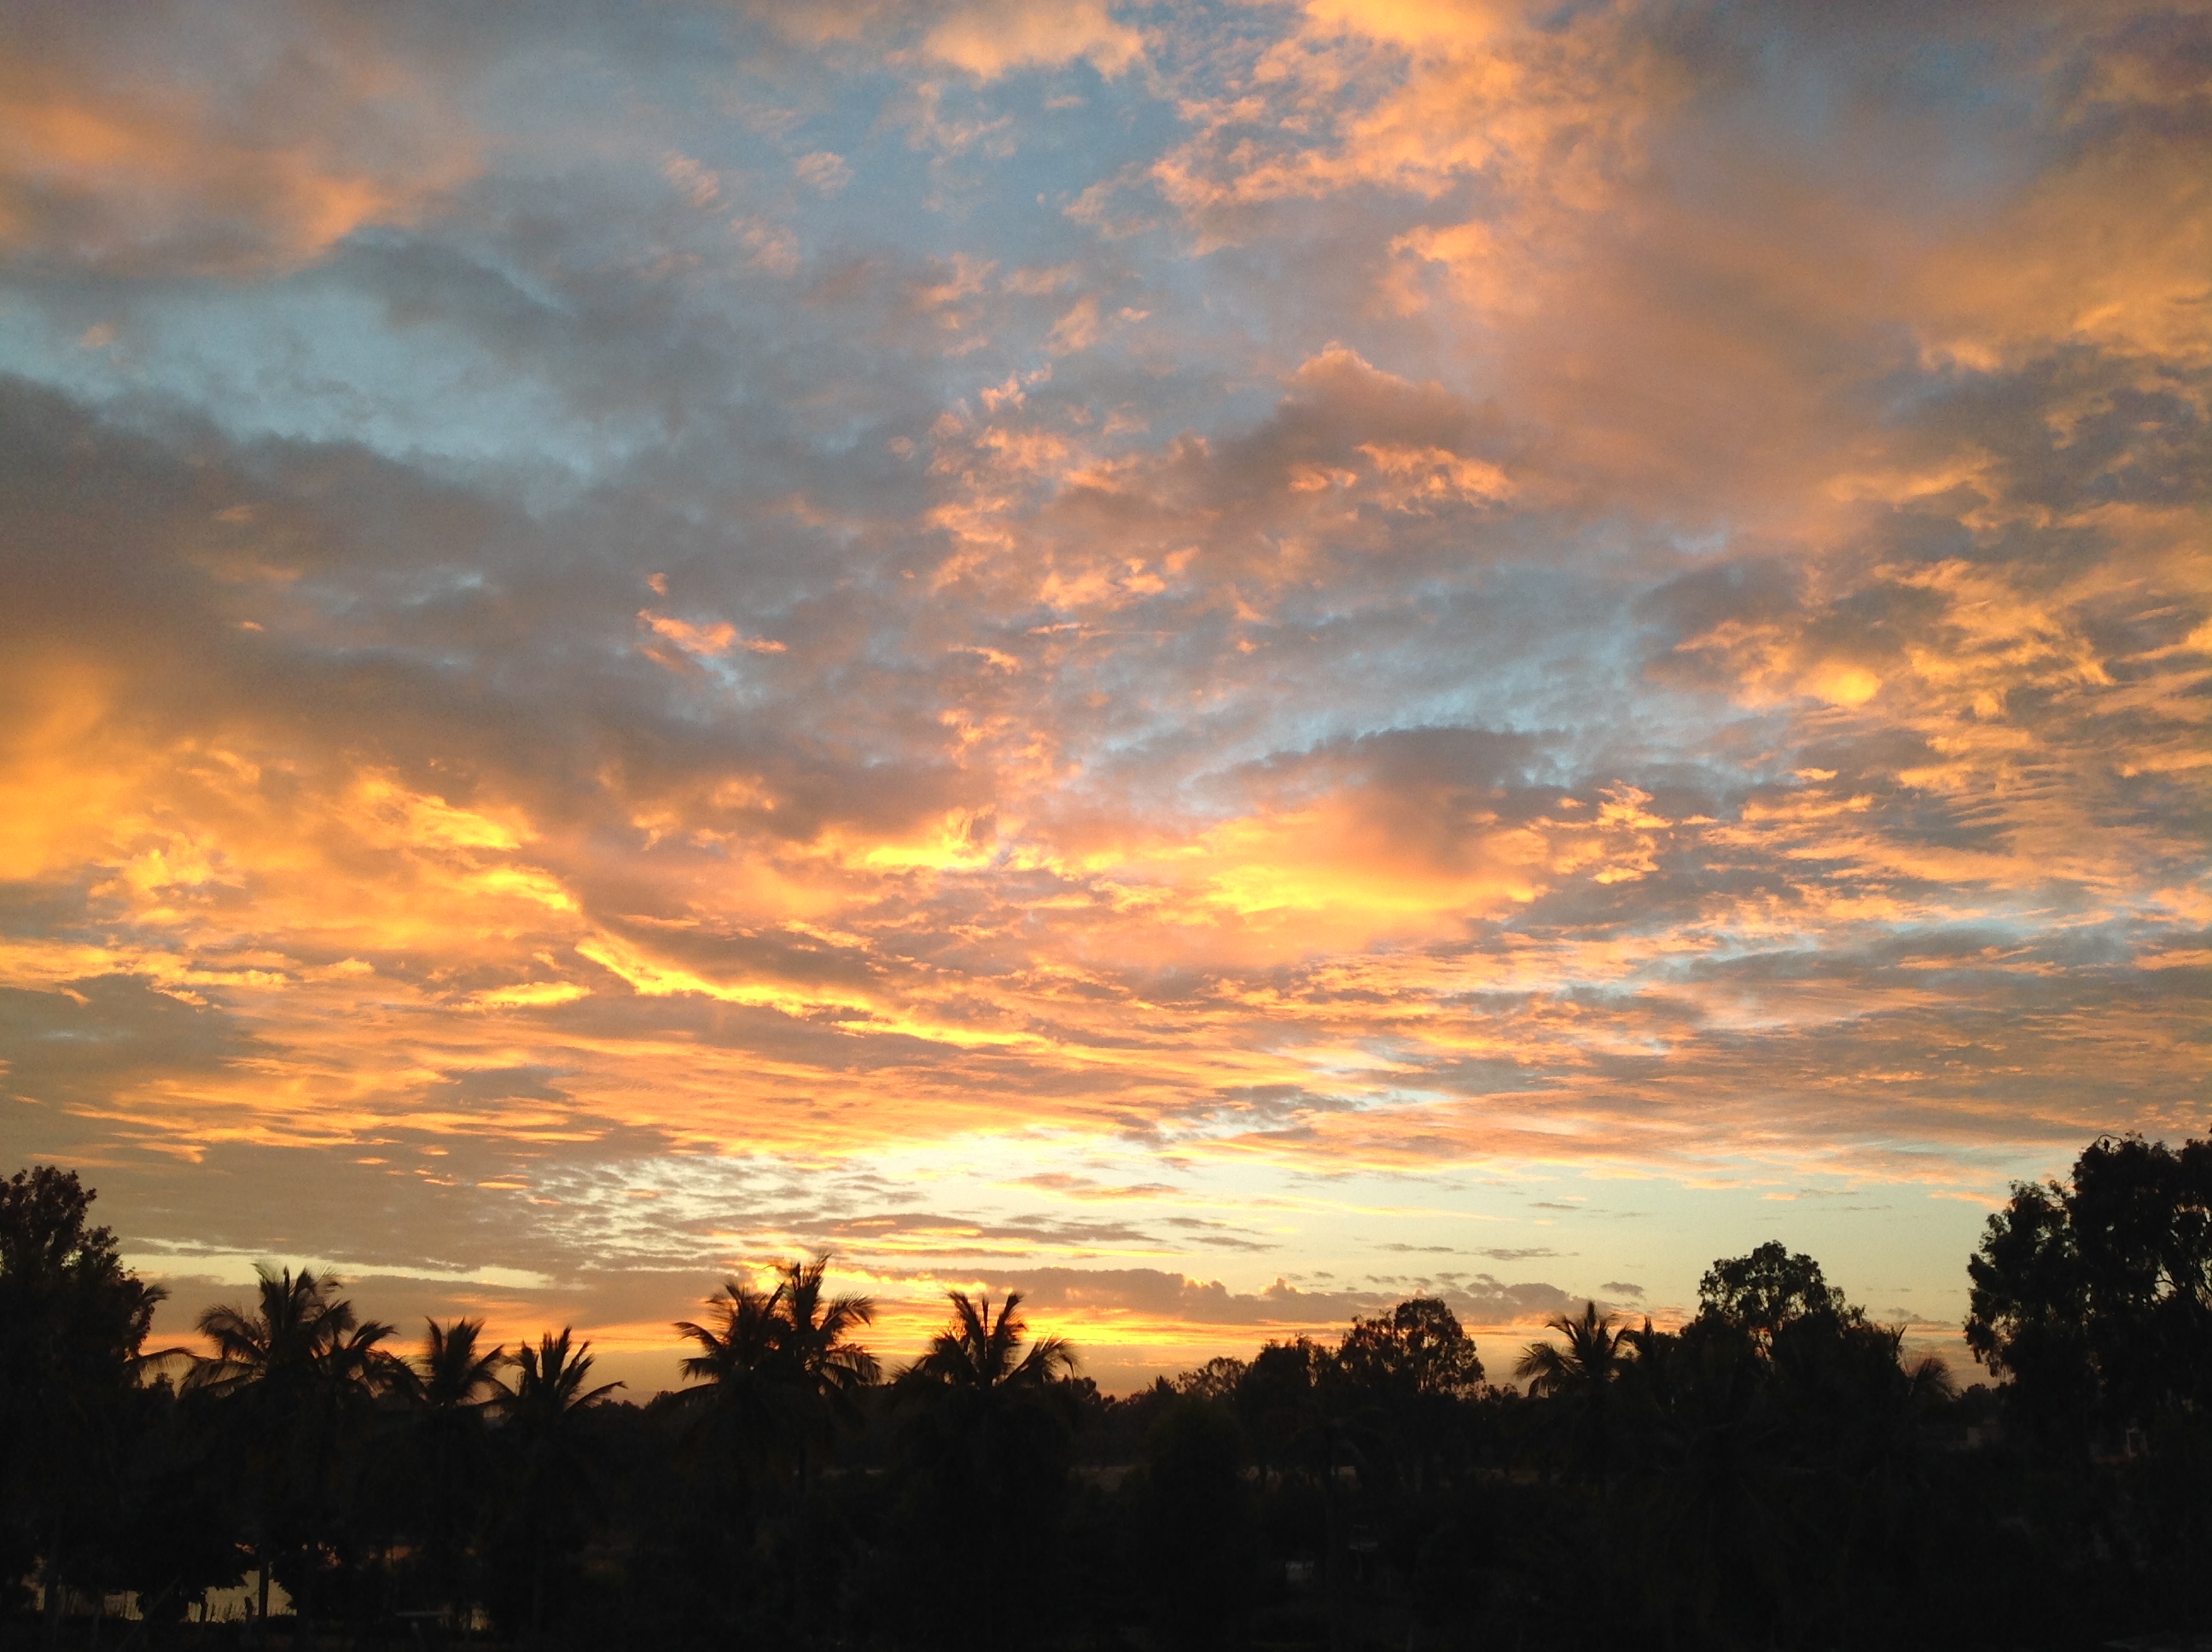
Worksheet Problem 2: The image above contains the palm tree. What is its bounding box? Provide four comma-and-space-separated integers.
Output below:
892, 1293, 1079, 1652
1522, 1300, 1627, 1415
673, 1257, 879, 1493
188, 1267, 400, 1641
493, 1330, 620, 1643
674, 1276, 794, 1482
397, 1319, 504, 1623
774, 1256, 877, 1486
776, 1256, 878, 1399
905, 1290, 1074, 1392
1517, 1301, 1631, 1580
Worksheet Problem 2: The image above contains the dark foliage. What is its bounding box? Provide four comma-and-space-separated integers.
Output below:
1968, 1131, 2212, 1437
6, 1137, 2209, 1650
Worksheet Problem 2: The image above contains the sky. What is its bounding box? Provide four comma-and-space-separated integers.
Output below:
0, 0, 2205, 1393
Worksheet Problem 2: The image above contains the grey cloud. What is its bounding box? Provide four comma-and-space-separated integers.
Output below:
946, 1266, 1584, 1334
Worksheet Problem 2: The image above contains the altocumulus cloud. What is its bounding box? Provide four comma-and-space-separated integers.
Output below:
0, 0, 2205, 1389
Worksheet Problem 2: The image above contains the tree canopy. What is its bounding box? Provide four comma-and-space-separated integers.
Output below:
8, 1138, 2211, 1651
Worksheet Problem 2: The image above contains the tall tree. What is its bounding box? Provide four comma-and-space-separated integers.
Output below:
890, 1293, 1079, 1651
673, 1275, 797, 1484
773, 1255, 878, 1453
0, 1167, 165, 1649
394, 1319, 505, 1621
1516, 1300, 1629, 1491
1967, 1131, 2212, 1434
673, 1256, 877, 1493
492, 1329, 620, 1643
1334, 1296, 1482, 1505
1335, 1297, 1485, 1402
187, 1267, 400, 1638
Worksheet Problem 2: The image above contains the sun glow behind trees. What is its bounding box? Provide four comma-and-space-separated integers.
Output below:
2, 1137, 2208, 1645
0, 0, 2206, 1387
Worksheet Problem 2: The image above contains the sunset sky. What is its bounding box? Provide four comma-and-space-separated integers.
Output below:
1, 0, 2205, 1392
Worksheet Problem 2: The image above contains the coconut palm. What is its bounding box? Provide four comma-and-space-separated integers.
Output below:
1517, 1302, 1629, 1416
905, 1290, 1074, 1392
397, 1319, 504, 1623
775, 1257, 876, 1475
674, 1276, 794, 1481
891, 1293, 1079, 1651
673, 1257, 879, 1493
1517, 1300, 1633, 1585
188, 1266, 400, 1639
775, 1255, 879, 1403
493, 1329, 620, 1642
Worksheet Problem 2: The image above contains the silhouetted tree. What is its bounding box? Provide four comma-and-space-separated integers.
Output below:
0, 1167, 164, 1649
6, 1150, 2206, 1652
108, 1376, 253, 1636
392, 1318, 504, 1622
1698, 1241, 1854, 1347
888, 1292, 1079, 1650
1334, 1296, 1482, 1504
1968, 1131, 2212, 1437
490, 1329, 620, 1643
673, 1275, 794, 1485
1176, 1355, 1248, 1400
1140, 1394, 1254, 1650
665, 1258, 876, 1642
1517, 1300, 1630, 1547
767, 1254, 878, 1488
188, 1266, 399, 1640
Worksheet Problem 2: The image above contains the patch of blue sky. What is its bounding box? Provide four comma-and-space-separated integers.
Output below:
0, 280, 665, 478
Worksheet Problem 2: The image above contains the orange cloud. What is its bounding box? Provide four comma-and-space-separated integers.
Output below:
0, 21, 476, 276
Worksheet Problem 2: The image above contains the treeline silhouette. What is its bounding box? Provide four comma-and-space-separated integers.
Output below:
2, 1131, 2206, 1650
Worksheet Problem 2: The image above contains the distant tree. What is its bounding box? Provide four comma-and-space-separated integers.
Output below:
1697, 1242, 1856, 1348
1236, 1338, 1330, 1481
188, 1266, 401, 1638
1335, 1297, 1485, 1399
0, 1166, 165, 1649
1175, 1355, 1249, 1401
1516, 1300, 1629, 1490
1966, 1131, 2212, 1434
1140, 1395, 1254, 1650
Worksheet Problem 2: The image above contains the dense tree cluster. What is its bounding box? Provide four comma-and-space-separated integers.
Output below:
2, 1134, 2207, 1650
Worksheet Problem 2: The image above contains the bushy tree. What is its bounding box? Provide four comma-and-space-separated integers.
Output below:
1967, 1132, 2212, 1433
1697, 1241, 1855, 1345
0, 1167, 165, 1641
